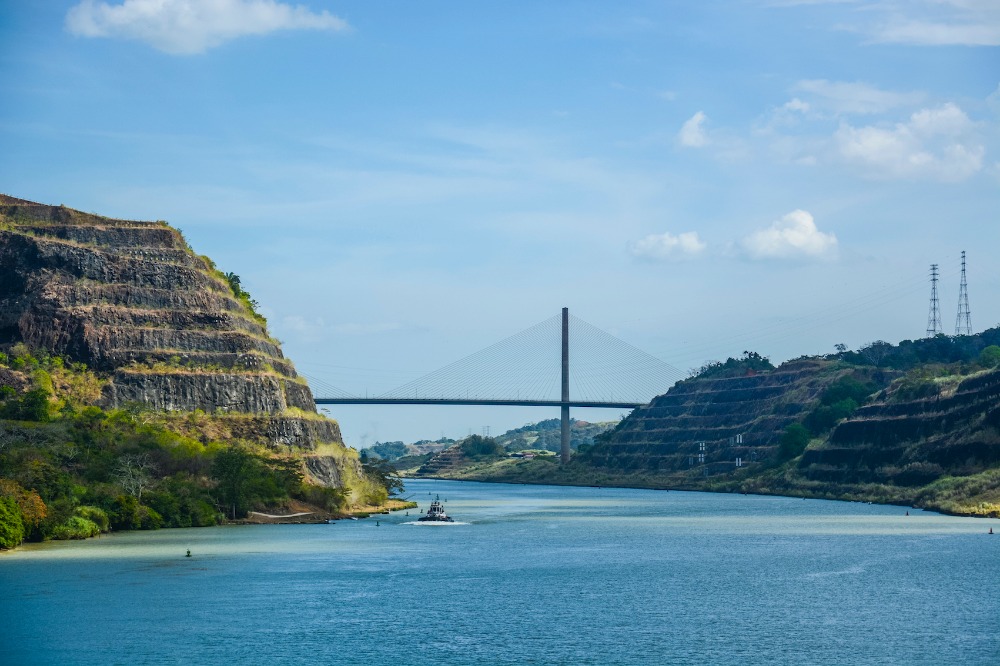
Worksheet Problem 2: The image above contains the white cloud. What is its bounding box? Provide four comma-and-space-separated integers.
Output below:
835, 103, 984, 181
776, 0, 1000, 46
988, 83, 1000, 113
678, 112, 709, 147
629, 231, 707, 261
740, 210, 838, 261
793, 80, 924, 115
875, 1, 1000, 46
782, 98, 810, 113
65, 0, 349, 55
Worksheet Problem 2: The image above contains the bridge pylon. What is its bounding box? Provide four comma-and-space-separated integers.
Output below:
561, 307, 570, 464
309, 307, 685, 461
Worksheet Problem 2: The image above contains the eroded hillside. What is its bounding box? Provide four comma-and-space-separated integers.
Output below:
0, 196, 386, 547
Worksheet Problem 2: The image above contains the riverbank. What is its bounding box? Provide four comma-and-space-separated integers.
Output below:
133, 496, 418, 528
407, 456, 1000, 518
1, 498, 421, 553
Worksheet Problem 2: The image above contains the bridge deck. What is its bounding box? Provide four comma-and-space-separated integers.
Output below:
313, 398, 645, 408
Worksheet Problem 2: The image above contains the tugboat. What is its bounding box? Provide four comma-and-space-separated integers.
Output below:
418, 495, 454, 523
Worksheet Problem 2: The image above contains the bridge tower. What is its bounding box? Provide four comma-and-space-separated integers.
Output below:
561, 307, 571, 464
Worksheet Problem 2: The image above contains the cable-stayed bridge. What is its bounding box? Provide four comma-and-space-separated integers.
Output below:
309, 308, 685, 462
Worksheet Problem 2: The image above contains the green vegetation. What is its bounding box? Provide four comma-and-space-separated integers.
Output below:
979, 345, 1000, 368
0, 346, 370, 549
360, 458, 405, 497
836, 329, 1000, 370
362, 441, 409, 461
802, 375, 876, 435
459, 435, 505, 459
692, 351, 774, 378
223, 271, 267, 327
212, 447, 303, 519
493, 418, 617, 453
778, 423, 811, 461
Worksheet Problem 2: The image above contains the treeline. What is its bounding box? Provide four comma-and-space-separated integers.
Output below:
0, 346, 381, 549
835, 329, 1000, 371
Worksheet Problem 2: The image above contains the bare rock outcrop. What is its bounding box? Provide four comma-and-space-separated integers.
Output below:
0, 194, 346, 461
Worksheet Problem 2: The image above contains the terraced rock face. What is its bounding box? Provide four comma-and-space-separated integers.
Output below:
415, 447, 468, 476
804, 369, 1000, 485
0, 195, 345, 472
584, 358, 860, 473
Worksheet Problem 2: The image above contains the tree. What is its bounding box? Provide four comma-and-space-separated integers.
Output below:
459, 435, 504, 458
361, 458, 405, 497
778, 423, 811, 461
1, 388, 52, 422
0, 479, 47, 530
114, 453, 156, 501
0, 497, 25, 549
979, 345, 1000, 368
859, 340, 893, 367
210, 448, 299, 519
211, 447, 262, 519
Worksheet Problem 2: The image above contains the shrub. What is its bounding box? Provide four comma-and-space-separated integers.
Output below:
804, 398, 859, 435
0, 497, 25, 549
459, 435, 504, 458
297, 484, 348, 513
979, 345, 1000, 368
778, 423, 811, 461
50, 515, 101, 540
109, 494, 141, 530
1, 388, 52, 421
75, 505, 109, 532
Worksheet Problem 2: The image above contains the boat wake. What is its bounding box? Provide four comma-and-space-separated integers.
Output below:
402, 521, 469, 526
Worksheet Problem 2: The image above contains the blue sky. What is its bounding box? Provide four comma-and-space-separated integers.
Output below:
2, 1, 999, 446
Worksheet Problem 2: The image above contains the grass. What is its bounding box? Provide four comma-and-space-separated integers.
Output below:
345, 498, 418, 518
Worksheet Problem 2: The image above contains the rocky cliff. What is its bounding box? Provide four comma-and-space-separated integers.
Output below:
586, 358, 875, 473
805, 369, 1000, 486
0, 195, 351, 485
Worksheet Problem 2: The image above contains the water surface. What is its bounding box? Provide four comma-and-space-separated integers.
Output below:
2, 480, 998, 665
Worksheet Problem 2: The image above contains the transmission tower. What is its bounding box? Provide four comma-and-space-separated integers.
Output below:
955, 251, 972, 336
926, 263, 941, 337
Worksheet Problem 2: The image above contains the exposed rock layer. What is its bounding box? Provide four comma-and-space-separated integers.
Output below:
805, 369, 1000, 485
589, 359, 862, 473
0, 195, 347, 469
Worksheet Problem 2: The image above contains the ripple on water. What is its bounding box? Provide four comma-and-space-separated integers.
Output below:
1, 479, 999, 666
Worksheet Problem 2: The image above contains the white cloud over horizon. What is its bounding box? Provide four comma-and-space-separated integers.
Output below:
65, 0, 349, 54
629, 231, 707, 261
739, 210, 838, 261
835, 103, 984, 181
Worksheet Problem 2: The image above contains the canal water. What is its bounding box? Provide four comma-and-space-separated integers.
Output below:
2, 480, 999, 665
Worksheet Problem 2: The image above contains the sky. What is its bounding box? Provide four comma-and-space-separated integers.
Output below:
2, 0, 999, 447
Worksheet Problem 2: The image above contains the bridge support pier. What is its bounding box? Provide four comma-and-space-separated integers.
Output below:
560, 404, 570, 464
561, 307, 570, 464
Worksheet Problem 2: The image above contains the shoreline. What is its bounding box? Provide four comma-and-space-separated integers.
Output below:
1, 498, 421, 554
405, 471, 1000, 520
